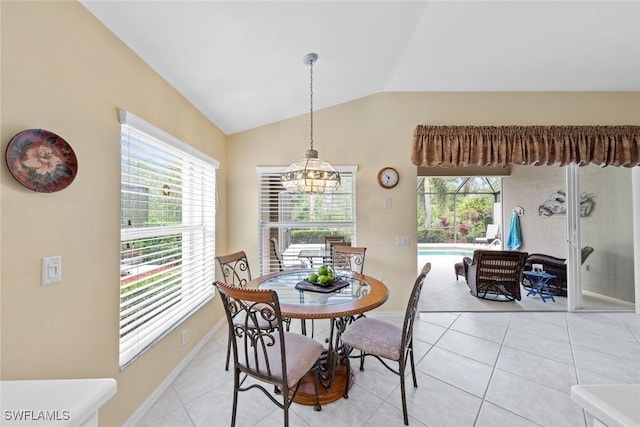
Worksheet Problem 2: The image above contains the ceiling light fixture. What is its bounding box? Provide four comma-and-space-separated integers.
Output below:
281, 53, 340, 194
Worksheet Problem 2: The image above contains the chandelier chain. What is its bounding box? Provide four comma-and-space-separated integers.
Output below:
280, 52, 340, 194
309, 58, 314, 152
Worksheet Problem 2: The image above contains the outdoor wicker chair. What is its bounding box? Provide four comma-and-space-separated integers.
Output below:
463, 250, 528, 301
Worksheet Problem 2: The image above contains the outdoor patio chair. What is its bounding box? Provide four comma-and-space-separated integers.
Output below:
214, 281, 323, 426
324, 235, 346, 250
463, 250, 528, 301
269, 237, 307, 271
475, 224, 500, 244
324, 236, 346, 265
342, 263, 431, 425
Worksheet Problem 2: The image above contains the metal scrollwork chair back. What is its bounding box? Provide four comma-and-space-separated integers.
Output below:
214, 281, 323, 426
332, 245, 366, 274
216, 250, 252, 287
215, 250, 253, 370
341, 263, 431, 425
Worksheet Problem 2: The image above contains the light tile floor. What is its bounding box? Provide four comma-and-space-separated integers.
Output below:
137, 311, 640, 427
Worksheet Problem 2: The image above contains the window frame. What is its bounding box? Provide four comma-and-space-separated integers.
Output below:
119, 109, 219, 369
256, 165, 358, 276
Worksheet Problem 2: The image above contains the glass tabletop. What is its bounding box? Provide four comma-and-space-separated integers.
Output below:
249, 269, 388, 319
259, 270, 371, 308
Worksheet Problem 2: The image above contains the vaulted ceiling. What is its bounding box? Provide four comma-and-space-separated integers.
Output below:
81, 1, 640, 135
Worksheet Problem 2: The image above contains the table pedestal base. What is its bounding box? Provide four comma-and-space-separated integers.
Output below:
291, 360, 353, 405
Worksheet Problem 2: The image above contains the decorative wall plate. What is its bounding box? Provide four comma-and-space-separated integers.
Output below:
5, 129, 78, 193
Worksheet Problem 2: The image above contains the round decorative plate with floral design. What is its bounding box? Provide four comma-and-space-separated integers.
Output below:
5, 129, 78, 193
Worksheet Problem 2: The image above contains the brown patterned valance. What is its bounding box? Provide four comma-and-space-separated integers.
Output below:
412, 125, 640, 168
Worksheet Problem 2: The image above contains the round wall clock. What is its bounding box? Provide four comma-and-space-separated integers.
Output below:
377, 167, 399, 189
5, 129, 78, 193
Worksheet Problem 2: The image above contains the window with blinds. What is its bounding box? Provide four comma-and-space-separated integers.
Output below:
119, 110, 218, 368
256, 166, 357, 276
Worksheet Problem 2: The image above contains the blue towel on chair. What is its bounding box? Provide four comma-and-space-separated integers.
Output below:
507, 211, 522, 251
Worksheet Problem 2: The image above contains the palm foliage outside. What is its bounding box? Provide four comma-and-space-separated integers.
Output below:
417, 177, 501, 244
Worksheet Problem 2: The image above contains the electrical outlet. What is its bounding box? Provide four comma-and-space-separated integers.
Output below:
181, 329, 188, 346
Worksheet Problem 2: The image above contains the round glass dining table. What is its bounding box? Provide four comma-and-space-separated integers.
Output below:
245, 269, 389, 405
246, 269, 389, 320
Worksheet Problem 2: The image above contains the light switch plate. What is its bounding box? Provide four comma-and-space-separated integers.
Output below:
396, 236, 410, 246
42, 256, 62, 286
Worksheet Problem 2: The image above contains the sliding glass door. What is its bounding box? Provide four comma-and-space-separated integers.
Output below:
567, 164, 636, 310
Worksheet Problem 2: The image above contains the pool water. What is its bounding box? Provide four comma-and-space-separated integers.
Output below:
418, 250, 473, 257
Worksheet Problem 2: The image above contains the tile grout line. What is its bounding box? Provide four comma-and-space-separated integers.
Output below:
471, 312, 513, 426
471, 312, 543, 427
413, 312, 463, 367
566, 313, 590, 427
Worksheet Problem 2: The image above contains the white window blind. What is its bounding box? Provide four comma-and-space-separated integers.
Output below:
119, 110, 218, 368
256, 166, 357, 275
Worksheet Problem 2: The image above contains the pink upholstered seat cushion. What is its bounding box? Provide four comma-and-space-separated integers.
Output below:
342, 317, 402, 361
238, 331, 323, 386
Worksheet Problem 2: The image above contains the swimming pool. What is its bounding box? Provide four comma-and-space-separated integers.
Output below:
417, 249, 473, 257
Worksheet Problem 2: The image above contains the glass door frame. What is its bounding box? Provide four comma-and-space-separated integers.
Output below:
565, 164, 582, 311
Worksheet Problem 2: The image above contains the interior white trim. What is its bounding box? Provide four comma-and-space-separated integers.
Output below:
633, 167, 640, 315
118, 109, 220, 168
565, 164, 582, 311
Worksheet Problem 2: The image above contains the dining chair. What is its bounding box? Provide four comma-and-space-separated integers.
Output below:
215, 250, 253, 370
215, 250, 252, 287
332, 245, 366, 274
341, 263, 431, 425
214, 281, 323, 426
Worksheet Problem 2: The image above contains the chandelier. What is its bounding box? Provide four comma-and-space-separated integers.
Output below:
281, 53, 340, 194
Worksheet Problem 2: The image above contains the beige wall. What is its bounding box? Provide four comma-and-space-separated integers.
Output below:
229, 92, 640, 311
503, 165, 567, 257
1, 2, 227, 425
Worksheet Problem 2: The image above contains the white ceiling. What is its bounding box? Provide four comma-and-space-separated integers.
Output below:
81, 1, 640, 135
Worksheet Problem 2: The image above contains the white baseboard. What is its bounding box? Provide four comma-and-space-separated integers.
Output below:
122, 318, 226, 427
582, 290, 635, 308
